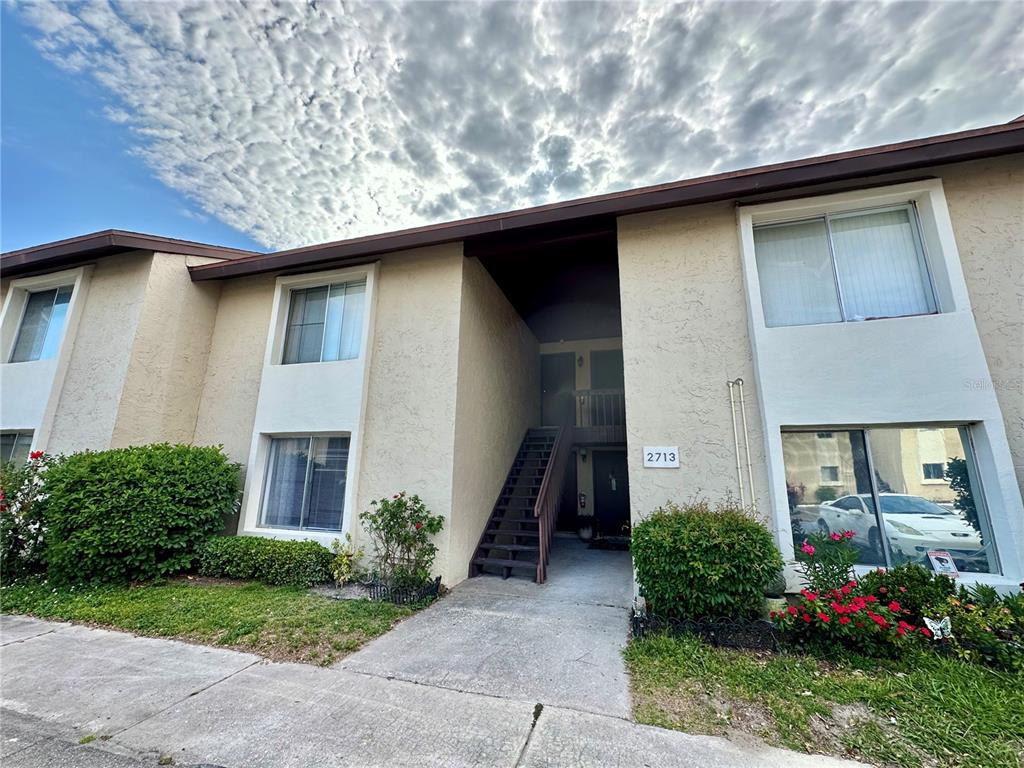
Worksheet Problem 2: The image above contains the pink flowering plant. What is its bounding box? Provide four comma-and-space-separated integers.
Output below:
771, 580, 929, 657
0, 450, 53, 581
796, 529, 859, 593
360, 492, 444, 588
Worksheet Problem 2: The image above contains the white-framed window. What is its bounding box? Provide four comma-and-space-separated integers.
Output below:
281, 280, 366, 364
782, 425, 998, 574
260, 435, 350, 532
0, 431, 33, 466
752, 203, 937, 328
820, 465, 840, 484
8, 285, 74, 362
922, 462, 945, 481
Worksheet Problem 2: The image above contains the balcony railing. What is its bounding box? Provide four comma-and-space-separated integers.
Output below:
573, 388, 626, 444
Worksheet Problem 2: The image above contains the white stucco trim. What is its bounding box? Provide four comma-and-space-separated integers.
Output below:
737, 181, 1024, 586
0, 266, 92, 452
238, 263, 380, 546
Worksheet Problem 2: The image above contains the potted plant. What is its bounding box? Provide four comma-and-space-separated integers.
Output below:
764, 568, 788, 617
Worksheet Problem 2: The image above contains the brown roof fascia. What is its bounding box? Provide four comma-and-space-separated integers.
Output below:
189, 121, 1024, 282
1, 229, 258, 279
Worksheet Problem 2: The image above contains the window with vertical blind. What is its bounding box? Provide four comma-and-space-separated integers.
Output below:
261, 436, 350, 531
753, 204, 937, 328
281, 280, 366, 364
9, 286, 74, 362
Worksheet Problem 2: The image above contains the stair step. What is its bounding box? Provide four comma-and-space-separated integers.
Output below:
485, 528, 540, 537
473, 557, 538, 569
481, 543, 537, 552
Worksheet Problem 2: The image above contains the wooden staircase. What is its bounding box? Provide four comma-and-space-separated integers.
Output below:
470, 427, 570, 583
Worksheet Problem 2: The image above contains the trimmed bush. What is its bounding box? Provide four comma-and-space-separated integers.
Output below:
859, 563, 956, 625
42, 444, 239, 584
632, 500, 784, 620
198, 536, 332, 587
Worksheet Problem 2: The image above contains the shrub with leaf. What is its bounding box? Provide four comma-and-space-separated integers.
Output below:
360, 492, 444, 588
42, 444, 239, 584
771, 581, 927, 657
631, 499, 784, 620
198, 536, 332, 587
330, 533, 364, 586
795, 529, 859, 593
859, 563, 956, 625
0, 450, 53, 581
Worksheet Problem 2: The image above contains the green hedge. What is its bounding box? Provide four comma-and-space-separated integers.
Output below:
43, 444, 239, 584
632, 500, 784, 620
198, 536, 333, 587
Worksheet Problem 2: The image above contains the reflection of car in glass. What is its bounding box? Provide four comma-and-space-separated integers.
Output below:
816, 493, 983, 564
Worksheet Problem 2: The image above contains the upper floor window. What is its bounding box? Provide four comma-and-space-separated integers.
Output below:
753, 205, 937, 328
9, 286, 73, 362
282, 280, 366, 364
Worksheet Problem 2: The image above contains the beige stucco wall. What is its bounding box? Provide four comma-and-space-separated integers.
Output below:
448, 256, 540, 583
940, 156, 1024, 491
192, 274, 276, 465
46, 251, 154, 455
617, 203, 770, 520
112, 254, 222, 447
354, 245, 465, 581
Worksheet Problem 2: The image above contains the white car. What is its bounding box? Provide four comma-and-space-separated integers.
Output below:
816, 493, 985, 566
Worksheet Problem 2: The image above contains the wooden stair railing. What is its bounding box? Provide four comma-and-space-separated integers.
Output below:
532, 425, 573, 584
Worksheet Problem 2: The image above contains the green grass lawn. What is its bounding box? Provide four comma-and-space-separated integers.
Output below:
1, 579, 413, 666
625, 634, 1024, 768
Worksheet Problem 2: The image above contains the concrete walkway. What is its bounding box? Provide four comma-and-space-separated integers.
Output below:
1, 544, 865, 767
339, 537, 635, 718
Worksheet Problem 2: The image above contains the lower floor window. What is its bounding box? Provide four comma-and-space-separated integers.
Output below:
261, 435, 350, 531
0, 431, 34, 466
783, 425, 997, 574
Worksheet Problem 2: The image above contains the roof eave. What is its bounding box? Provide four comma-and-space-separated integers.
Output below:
188, 121, 1024, 282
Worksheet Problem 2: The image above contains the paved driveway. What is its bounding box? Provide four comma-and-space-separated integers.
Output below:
339, 536, 635, 718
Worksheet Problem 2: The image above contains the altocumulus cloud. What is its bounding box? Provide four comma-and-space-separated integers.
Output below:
12, 0, 1024, 249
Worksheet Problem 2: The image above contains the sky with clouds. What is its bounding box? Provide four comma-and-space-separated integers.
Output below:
3, 1, 1022, 252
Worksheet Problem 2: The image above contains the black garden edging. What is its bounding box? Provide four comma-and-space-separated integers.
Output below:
367, 575, 442, 606
631, 609, 784, 652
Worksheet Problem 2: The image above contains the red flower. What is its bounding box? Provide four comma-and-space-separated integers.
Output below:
878, 587, 888, 594
414, 522, 423, 530
843, 530, 855, 540
787, 605, 797, 616
865, 595, 878, 603
920, 627, 932, 638
800, 541, 816, 556
839, 616, 851, 625
840, 585, 852, 595
802, 614, 813, 623
830, 532, 842, 541
888, 601, 902, 613
817, 613, 830, 623
29, 450, 43, 460
899, 586, 907, 593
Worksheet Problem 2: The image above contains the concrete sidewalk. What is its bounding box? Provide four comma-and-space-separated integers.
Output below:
0, 614, 864, 768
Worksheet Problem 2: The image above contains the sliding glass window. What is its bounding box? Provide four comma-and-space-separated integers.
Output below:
753, 205, 937, 327
9, 286, 74, 362
281, 280, 366, 364
261, 436, 350, 532
782, 426, 996, 573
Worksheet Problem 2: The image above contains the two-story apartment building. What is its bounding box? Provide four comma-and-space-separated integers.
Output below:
2, 120, 1022, 591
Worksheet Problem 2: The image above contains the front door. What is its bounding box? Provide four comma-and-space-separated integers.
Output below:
541, 352, 575, 427
592, 450, 630, 537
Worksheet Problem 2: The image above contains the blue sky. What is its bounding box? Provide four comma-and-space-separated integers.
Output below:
1, 7, 262, 253
2, 2, 1021, 254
